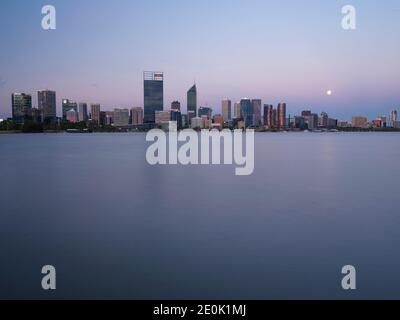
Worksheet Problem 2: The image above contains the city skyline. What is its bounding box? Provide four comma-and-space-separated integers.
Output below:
1, 0, 400, 119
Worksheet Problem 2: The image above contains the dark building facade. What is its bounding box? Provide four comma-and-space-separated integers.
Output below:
240, 98, 254, 128
187, 84, 197, 118
144, 71, 164, 123
12, 93, 32, 123
62, 99, 78, 120
38, 90, 57, 124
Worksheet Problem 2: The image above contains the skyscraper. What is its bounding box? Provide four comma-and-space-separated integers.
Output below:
130, 107, 144, 125
144, 71, 164, 123
187, 84, 197, 118
251, 99, 262, 127
91, 104, 101, 125
62, 99, 78, 120
263, 104, 274, 128
221, 99, 232, 122
12, 93, 32, 123
66, 109, 79, 123
79, 103, 88, 122
234, 102, 241, 119
113, 108, 130, 127
240, 98, 254, 128
38, 90, 56, 124
277, 103, 287, 129
198, 106, 213, 119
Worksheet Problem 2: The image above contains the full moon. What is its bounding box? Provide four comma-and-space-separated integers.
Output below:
326, 90, 333, 96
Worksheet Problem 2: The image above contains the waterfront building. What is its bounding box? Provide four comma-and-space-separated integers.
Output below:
155, 110, 171, 125
131, 107, 144, 125
171, 110, 182, 129
91, 104, 101, 125
79, 103, 88, 122
234, 102, 241, 119
62, 99, 78, 120
66, 109, 79, 123
277, 103, 287, 129
104, 111, 114, 126
12, 93, 32, 123
38, 90, 57, 124
198, 106, 213, 119
252, 99, 262, 127
221, 99, 232, 122
144, 71, 164, 123
187, 84, 197, 117
113, 108, 130, 127
240, 98, 254, 128
352, 116, 369, 128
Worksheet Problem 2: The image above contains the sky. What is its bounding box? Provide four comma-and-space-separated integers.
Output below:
0, 0, 399, 120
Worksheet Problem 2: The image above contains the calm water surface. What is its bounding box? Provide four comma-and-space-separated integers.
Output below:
0, 132, 399, 299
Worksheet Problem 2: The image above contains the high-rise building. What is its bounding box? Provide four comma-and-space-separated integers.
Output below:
62, 99, 78, 120
251, 99, 262, 127
240, 98, 254, 128
104, 111, 114, 126
352, 116, 369, 128
277, 103, 286, 129
38, 90, 56, 123
79, 103, 88, 122
234, 102, 241, 119
198, 106, 213, 119
187, 84, 197, 117
12, 93, 32, 123
171, 110, 182, 129
155, 110, 171, 125
304, 114, 318, 130
390, 110, 398, 122
91, 104, 101, 125
144, 71, 164, 123
66, 109, 79, 123
113, 108, 130, 127
263, 104, 272, 128
171, 101, 181, 111
130, 107, 144, 125
319, 112, 329, 128
221, 99, 232, 122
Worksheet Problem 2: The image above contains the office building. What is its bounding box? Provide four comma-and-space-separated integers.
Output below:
240, 98, 254, 128
277, 103, 287, 129
144, 71, 164, 123
234, 102, 241, 119
79, 103, 88, 122
352, 116, 369, 128
66, 109, 79, 123
198, 106, 213, 119
62, 99, 78, 120
221, 99, 232, 122
252, 99, 262, 127
113, 108, 130, 127
155, 110, 171, 125
130, 107, 144, 125
12, 93, 32, 123
38, 90, 56, 123
187, 84, 197, 117
91, 104, 101, 125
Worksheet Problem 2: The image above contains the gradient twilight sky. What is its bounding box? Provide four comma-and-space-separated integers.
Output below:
0, 0, 399, 119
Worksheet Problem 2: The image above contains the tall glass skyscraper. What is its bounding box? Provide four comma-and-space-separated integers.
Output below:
144, 71, 164, 123
38, 90, 57, 124
187, 84, 197, 117
62, 99, 78, 120
240, 98, 254, 128
12, 93, 32, 123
